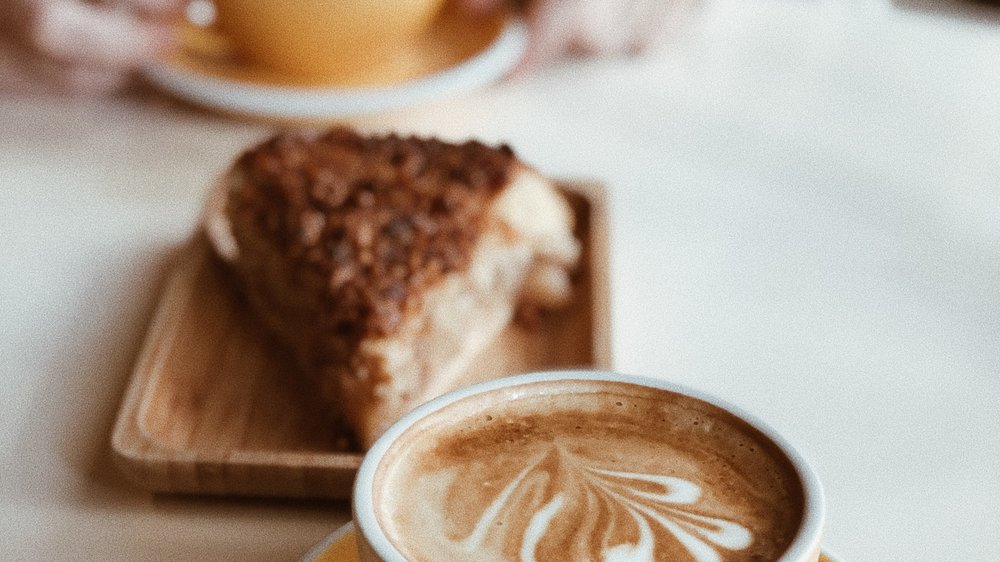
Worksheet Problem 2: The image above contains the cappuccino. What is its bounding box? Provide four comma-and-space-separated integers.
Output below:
354, 372, 824, 562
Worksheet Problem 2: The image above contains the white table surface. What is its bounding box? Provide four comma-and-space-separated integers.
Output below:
2, 1, 998, 560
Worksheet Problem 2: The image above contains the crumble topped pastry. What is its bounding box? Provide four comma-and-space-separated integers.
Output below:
206, 127, 580, 447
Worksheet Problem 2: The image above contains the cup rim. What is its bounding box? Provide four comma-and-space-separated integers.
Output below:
353, 369, 826, 562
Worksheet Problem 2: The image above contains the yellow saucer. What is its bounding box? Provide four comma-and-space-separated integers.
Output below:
299, 523, 358, 562
144, 5, 526, 121
300, 522, 845, 562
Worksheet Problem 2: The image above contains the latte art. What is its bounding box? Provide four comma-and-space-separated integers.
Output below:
456, 445, 753, 562
373, 380, 805, 562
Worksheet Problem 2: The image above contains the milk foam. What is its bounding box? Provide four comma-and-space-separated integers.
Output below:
455, 445, 752, 562
374, 380, 804, 562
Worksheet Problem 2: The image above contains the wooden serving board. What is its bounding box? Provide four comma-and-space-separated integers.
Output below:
111, 181, 611, 499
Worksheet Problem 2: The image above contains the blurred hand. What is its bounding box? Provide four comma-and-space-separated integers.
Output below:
0, 0, 184, 96
458, 0, 692, 70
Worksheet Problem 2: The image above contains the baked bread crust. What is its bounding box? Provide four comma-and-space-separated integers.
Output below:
206, 128, 579, 446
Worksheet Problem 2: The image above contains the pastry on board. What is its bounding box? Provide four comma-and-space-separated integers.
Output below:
205, 127, 580, 447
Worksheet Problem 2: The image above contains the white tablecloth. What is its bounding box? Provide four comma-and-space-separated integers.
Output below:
2, 1, 998, 559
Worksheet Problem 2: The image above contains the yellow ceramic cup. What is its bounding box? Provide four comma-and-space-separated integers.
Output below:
210, 0, 447, 83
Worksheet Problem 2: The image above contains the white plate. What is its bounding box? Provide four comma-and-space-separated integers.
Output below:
144, 18, 526, 121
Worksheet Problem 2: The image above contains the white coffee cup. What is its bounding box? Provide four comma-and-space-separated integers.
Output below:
353, 370, 826, 562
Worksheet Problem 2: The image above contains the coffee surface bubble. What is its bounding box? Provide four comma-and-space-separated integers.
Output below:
374, 380, 804, 562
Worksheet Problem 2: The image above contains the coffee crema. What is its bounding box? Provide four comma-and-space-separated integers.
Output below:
372, 379, 805, 562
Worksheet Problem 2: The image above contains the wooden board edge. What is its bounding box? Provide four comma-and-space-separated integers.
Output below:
560, 179, 614, 370
109, 236, 209, 492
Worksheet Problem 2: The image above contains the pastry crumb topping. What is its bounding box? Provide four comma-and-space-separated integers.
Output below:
227, 127, 516, 339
